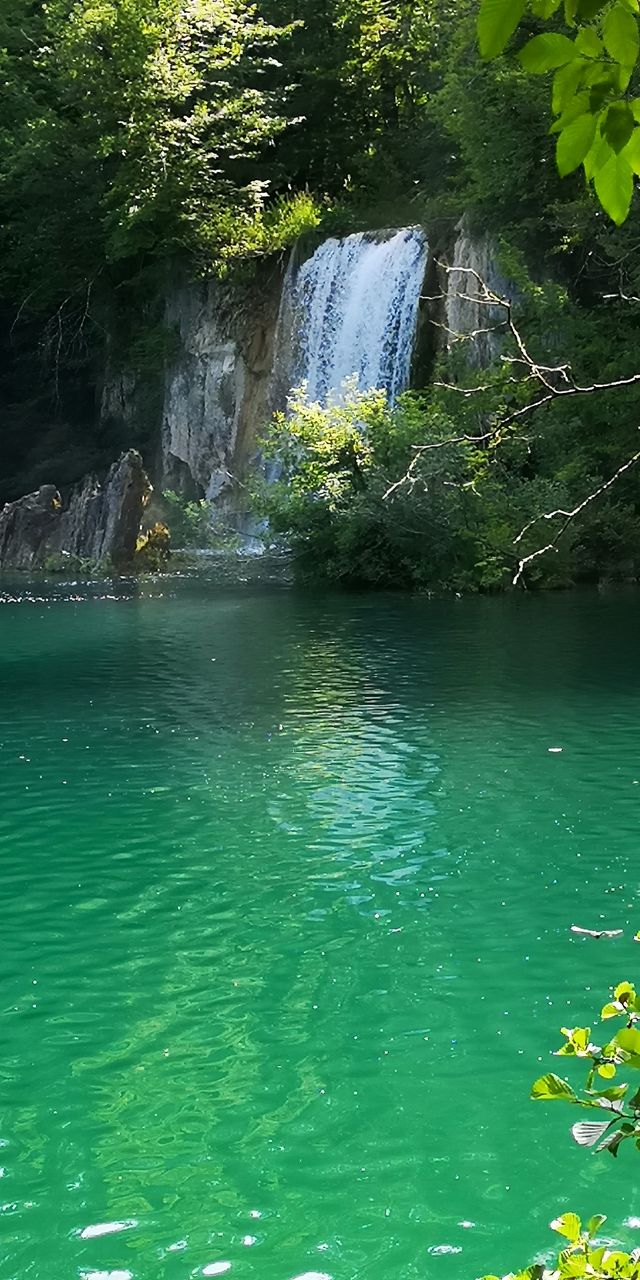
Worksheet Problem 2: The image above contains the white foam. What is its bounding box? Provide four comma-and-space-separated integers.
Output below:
79, 1221, 136, 1240
282, 228, 428, 405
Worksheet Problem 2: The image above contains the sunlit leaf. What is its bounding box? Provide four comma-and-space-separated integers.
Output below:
583, 132, 612, 178
551, 1212, 582, 1242
553, 59, 587, 113
531, 1073, 578, 1101
614, 1026, 640, 1055
614, 981, 636, 1002
593, 148, 634, 223
519, 33, 578, 72
478, 0, 527, 58
601, 1002, 623, 1019
603, 2, 640, 66
597, 1062, 617, 1078
594, 1083, 628, 1100
575, 27, 604, 56
587, 1214, 607, 1235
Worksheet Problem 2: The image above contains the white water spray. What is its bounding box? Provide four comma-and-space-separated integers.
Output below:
278, 226, 428, 403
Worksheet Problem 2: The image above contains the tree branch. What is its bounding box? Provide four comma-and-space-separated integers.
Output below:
512, 448, 640, 587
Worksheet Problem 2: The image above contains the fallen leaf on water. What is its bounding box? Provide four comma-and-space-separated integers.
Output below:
571, 925, 623, 939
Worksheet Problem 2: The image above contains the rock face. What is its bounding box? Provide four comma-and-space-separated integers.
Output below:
161, 265, 283, 514
444, 221, 513, 367
0, 450, 151, 570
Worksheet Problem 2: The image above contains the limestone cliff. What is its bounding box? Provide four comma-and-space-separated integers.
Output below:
161, 262, 284, 520
444, 221, 513, 367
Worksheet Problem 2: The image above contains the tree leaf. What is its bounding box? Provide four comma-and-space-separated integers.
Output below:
594, 1083, 628, 1099
550, 92, 591, 131
593, 149, 634, 223
577, 0, 608, 15
601, 1002, 623, 1019
551, 1212, 582, 1242
583, 132, 613, 179
580, 58, 624, 88
573, 1120, 613, 1146
597, 1062, 617, 1078
558, 1249, 588, 1278
575, 27, 604, 57
623, 126, 640, 173
553, 59, 587, 114
596, 1123, 636, 1154
603, 2, 640, 66
478, 0, 527, 58
531, 1072, 578, 1101
587, 1214, 607, 1235
614, 1026, 640, 1054
519, 33, 578, 72
604, 101, 636, 151
614, 981, 636, 1002
532, 0, 562, 12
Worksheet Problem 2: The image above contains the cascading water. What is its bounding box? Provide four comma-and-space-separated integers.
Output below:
278, 226, 428, 404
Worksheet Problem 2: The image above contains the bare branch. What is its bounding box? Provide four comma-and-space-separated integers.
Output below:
383, 451, 424, 500
10, 289, 40, 337
512, 448, 640, 587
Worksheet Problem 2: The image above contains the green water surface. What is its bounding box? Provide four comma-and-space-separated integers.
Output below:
2, 579, 640, 1280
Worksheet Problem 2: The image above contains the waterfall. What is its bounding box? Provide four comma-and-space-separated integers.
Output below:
279, 226, 428, 404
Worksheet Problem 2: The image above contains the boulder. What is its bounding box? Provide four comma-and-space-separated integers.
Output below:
0, 485, 62, 570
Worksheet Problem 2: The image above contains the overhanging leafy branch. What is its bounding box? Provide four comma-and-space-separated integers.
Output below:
478, 0, 640, 225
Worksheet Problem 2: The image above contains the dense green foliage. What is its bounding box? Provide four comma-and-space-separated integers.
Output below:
256, 261, 640, 591
479, 0, 640, 225
1, 0, 640, 586
254, 381, 563, 590
0, 0, 317, 305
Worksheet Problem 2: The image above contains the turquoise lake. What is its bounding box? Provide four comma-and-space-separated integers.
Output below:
1, 578, 640, 1279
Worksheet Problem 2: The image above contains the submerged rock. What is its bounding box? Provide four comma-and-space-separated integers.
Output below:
0, 450, 151, 571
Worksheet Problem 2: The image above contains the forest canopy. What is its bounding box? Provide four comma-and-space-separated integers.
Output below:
1, 0, 640, 587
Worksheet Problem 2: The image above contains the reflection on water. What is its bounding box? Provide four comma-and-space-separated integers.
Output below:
1, 579, 640, 1278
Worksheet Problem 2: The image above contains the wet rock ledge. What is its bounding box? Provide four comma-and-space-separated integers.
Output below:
0, 450, 151, 571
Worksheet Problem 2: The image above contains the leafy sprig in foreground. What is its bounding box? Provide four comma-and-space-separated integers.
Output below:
531, 978, 640, 1155
482, 1212, 640, 1280
478, 0, 640, 223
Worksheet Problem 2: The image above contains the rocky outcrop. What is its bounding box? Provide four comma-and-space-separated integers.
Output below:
0, 486, 63, 572
161, 264, 284, 514
444, 221, 513, 367
0, 450, 151, 570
